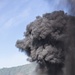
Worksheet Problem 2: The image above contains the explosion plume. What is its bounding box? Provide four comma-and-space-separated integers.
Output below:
16, 11, 75, 75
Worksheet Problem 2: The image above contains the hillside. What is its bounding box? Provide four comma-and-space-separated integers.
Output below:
0, 63, 36, 75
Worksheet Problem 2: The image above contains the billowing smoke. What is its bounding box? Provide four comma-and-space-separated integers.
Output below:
15, 0, 75, 75
16, 11, 75, 75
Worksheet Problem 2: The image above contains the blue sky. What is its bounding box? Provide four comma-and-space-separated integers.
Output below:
0, 0, 68, 68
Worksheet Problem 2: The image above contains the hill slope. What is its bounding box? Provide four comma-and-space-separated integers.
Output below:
0, 63, 36, 75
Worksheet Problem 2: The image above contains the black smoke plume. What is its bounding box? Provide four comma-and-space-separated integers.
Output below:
45, 0, 75, 15
67, 0, 75, 15
16, 11, 75, 75
58, 0, 75, 15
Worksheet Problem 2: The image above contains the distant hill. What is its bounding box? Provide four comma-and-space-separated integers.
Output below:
0, 63, 37, 75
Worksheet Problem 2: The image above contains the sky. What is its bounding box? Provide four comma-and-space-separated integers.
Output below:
0, 0, 68, 68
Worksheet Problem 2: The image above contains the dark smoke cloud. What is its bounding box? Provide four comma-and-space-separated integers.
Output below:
68, 0, 75, 15
16, 11, 67, 64
60, 0, 75, 15
64, 15, 75, 75
16, 11, 75, 75
45, 0, 75, 15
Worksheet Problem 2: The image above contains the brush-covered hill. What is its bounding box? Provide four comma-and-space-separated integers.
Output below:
0, 63, 36, 75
